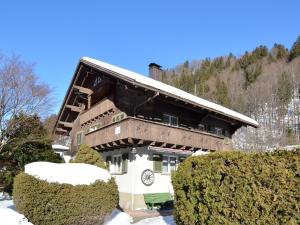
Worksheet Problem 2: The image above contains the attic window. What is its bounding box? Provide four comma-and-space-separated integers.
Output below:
163, 114, 178, 126
93, 76, 102, 87
215, 127, 223, 136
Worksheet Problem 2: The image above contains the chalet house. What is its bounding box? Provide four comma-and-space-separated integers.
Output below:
54, 57, 258, 209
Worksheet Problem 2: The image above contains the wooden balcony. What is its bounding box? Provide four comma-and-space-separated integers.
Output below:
84, 117, 231, 151
80, 98, 115, 125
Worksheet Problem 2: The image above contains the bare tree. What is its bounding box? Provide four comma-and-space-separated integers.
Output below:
0, 53, 52, 146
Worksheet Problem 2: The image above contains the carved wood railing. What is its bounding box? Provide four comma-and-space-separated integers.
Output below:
80, 98, 115, 125
84, 117, 231, 151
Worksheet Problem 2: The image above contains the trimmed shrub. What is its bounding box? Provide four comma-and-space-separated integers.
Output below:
172, 150, 300, 225
70, 144, 106, 169
13, 172, 119, 225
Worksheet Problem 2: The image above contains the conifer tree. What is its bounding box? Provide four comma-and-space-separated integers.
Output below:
289, 35, 300, 61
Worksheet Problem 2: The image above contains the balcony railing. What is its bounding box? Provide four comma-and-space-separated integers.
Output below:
84, 117, 231, 151
80, 98, 115, 125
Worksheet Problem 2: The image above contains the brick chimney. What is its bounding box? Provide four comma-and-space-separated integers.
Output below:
148, 63, 163, 80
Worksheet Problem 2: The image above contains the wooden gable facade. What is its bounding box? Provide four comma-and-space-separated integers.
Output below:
54, 57, 258, 155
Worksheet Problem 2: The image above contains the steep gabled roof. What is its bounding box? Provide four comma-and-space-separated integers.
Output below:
80, 57, 258, 127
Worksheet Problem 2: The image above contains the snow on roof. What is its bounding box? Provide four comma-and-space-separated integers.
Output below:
52, 144, 69, 150
81, 57, 258, 127
25, 162, 111, 185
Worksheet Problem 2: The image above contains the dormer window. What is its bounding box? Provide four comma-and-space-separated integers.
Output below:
163, 114, 178, 126
215, 127, 223, 136
93, 76, 102, 88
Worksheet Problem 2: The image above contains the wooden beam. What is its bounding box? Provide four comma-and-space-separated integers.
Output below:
119, 139, 126, 145
180, 145, 186, 150
137, 139, 144, 145
56, 128, 68, 133
127, 138, 134, 144
66, 105, 81, 112
73, 85, 93, 95
58, 121, 73, 128
170, 144, 177, 149
112, 141, 118, 146
160, 142, 167, 147
105, 143, 112, 148
149, 141, 156, 146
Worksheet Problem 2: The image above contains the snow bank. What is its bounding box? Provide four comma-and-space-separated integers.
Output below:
0, 208, 33, 225
52, 144, 69, 150
63, 155, 71, 163
103, 209, 175, 225
103, 209, 133, 225
25, 162, 111, 185
134, 215, 175, 225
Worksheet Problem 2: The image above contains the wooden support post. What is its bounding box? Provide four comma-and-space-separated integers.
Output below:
88, 95, 91, 109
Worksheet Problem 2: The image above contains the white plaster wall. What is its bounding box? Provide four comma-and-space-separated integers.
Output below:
101, 146, 175, 195
131, 146, 174, 195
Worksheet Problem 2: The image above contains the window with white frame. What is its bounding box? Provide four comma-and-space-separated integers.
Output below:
110, 155, 122, 174
87, 123, 101, 133
163, 114, 178, 126
162, 155, 177, 173
215, 127, 223, 136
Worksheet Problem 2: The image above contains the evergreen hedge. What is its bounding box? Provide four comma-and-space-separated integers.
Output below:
70, 144, 106, 169
13, 172, 119, 225
172, 149, 300, 225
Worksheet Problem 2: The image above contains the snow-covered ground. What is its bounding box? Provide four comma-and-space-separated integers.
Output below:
103, 209, 175, 225
0, 195, 33, 225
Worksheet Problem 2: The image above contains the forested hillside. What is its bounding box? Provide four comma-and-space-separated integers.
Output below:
158, 36, 300, 150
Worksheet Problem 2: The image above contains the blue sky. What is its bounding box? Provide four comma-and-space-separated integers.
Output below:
0, 0, 299, 114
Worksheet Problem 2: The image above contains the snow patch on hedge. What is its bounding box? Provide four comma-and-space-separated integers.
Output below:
25, 162, 111, 185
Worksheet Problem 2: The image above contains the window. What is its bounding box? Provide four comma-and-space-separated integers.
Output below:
93, 76, 102, 87
215, 127, 223, 136
162, 156, 168, 173
163, 114, 178, 126
110, 155, 122, 174
87, 123, 101, 133
76, 132, 83, 145
224, 130, 230, 137
198, 124, 205, 131
162, 155, 177, 173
